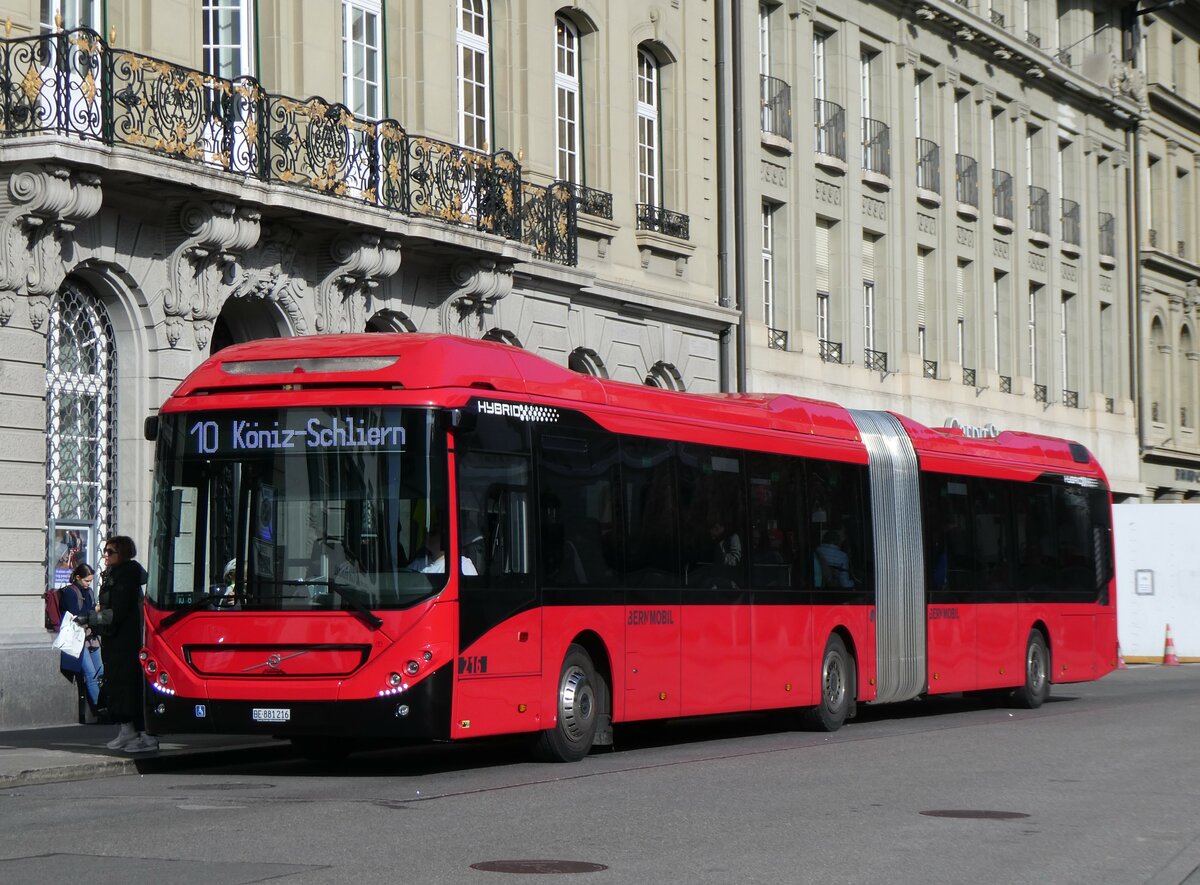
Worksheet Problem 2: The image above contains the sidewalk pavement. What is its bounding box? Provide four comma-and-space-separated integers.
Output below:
0, 723, 289, 788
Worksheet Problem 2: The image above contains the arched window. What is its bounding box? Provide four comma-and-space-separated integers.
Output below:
482, 328, 522, 347
46, 278, 116, 580
636, 46, 660, 207
1150, 315, 1166, 424
457, 0, 491, 150
645, 360, 684, 391
1180, 324, 1194, 429
555, 15, 581, 183
366, 309, 417, 333
568, 346, 608, 378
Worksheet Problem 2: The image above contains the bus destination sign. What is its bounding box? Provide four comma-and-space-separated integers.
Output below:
186, 412, 406, 456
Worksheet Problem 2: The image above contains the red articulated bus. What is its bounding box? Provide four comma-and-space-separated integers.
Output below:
141, 333, 1117, 761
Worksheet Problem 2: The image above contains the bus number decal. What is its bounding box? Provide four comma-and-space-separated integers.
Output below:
458, 655, 489, 675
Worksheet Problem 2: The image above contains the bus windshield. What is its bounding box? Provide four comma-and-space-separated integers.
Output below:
148, 406, 450, 614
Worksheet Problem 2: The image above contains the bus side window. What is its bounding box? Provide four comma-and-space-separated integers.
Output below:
746, 452, 805, 591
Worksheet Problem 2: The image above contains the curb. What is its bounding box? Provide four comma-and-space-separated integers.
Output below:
0, 741, 291, 789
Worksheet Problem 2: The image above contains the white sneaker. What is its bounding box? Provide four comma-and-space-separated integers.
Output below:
106, 722, 136, 750
122, 733, 159, 754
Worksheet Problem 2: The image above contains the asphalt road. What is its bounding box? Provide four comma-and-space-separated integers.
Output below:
2, 666, 1198, 885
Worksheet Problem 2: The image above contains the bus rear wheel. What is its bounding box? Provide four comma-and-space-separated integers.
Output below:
1011, 629, 1050, 709
804, 634, 855, 732
535, 644, 602, 762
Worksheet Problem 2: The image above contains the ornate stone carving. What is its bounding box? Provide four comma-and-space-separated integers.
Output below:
1108, 57, 1146, 104
0, 164, 102, 327
227, 233, 310, 336
863, 195, 886, 220
162, 200, 261, 348
437, 258, 514, 334
815, 180, 841, 206
918, 213, 936, 235
315, 232, 402, 334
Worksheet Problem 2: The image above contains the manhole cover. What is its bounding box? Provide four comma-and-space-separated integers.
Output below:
921, 809, 1030, 820
168, 783, 274, 791
470, 860, 608, 874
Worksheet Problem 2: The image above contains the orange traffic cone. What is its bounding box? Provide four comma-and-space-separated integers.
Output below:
1163, 624, 1181, 666
1116, 643, 1128, 669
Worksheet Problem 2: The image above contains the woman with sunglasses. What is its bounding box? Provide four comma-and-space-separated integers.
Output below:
58, 563, 104, 716
79, 535, 157, 754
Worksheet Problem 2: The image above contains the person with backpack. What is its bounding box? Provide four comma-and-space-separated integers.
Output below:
58, 563, 104, 714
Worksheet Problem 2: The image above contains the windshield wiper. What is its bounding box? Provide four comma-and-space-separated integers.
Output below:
159, 591, 226, 629
280, 578, 384, 630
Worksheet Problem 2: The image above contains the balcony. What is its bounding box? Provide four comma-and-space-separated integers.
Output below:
0, 28, 577, 264
814, 99, 846, 162
1035, 384, 1048, 403
1106, 397, 1115, 413
963, 367, 976, 387
993, 169, 1013, 223
864, 348, 888, 372
571, 183, 613, 220
1098, 211, 1116, 257
761, 75, 792, 142
923, 359, 939, 379
916, 138, 941, 195
1028, 185, 1050, 236
636, 203, 690, 240
861, 117, 891, 178
768, 327, 788, 351
1063, 389, 1079, 409
819, 339, 843, 364
1061, 198, 1081, 246
955, 153, 979, 208
1000, 375, 1013, 394
990, 10, 1005, 27
1026, 31, 1042, 48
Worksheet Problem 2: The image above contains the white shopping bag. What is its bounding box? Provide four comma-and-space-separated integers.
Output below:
51, 613, 85, 658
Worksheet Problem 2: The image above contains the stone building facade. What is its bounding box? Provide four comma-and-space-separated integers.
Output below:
1, 0, 1196, 726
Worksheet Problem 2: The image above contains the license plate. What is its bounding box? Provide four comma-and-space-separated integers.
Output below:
251, 707, 291, 723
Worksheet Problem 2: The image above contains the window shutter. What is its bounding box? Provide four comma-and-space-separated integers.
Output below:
916, 249, 927, 326
862, 235, 875, 284
815, 221, 830, 293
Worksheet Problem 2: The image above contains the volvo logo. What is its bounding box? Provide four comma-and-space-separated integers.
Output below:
241, 650, 308, 672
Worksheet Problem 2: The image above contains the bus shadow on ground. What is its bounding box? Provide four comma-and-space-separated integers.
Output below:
193, 691, 1080, 779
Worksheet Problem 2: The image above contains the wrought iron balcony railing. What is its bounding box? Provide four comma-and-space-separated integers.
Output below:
0, 28, 577, 264
923, 359, 938, 379
1035, 384, 1048, 403
993, 169, 1013, 221
864, 348, 888, 372
861, 117, 891, 177
1063, 389, 1079, 408
761, 75, 792, 141
990, 10, 1005, 27
1105, 397, 1115, 413
1149, 228, 1159, 248
819, 339, 843, 364
1000, 375, 1013, 394
1098, 211, 1116, 257
963, 367, 976, 387
636, 203, 690, 240
956, 153, 978, 207
1028, 185, 1050, 235
1026, 31, 1042, 48
916, 137, 940, 194
1151, 401, 1160, 422
1061, 198, 1080, 245
522, 182, 577, 266
814, 98, 846, 161
571, 182, 613, 220
768, 327, 788, 351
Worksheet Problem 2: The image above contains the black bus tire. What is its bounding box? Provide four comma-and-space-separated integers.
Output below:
1011, 629, 1051, 709
535, 644, 601, 762
804, 634, 854, 732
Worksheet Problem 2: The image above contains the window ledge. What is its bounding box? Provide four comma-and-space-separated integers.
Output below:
1099, 254, 1117, 269
815, 154, 847, 176
1029, 231, 1051, 248
917, 188, 942, 208
994, 217, 1014, 234
862, 170, 892, 191
1060, 242, 1082, 258
762, 133, 793, 155
956, 202, 979, 221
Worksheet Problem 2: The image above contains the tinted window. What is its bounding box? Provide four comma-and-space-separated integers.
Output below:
809, 460, 872, 600
620, 437, 679, 588
538, 432, 621, 588
747, 452, 807, 591
678, 445, 747, 590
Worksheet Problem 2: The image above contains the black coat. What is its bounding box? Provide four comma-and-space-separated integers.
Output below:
88, 559, 147, 723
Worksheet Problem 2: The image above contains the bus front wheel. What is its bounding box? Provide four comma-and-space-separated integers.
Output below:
536, 643, 601, 762
1011, 630, 1051, 709
804, 634, 855, 732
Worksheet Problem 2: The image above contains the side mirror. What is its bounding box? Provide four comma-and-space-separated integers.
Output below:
143, 415, 159, 442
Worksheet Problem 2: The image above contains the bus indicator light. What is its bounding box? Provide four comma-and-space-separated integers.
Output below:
405, 660, 420, 676
518, 704, 527, 713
